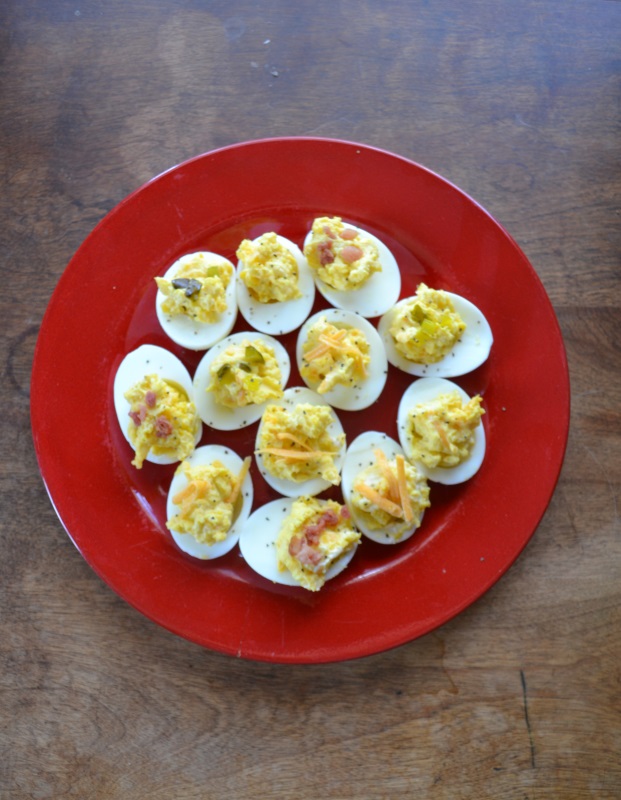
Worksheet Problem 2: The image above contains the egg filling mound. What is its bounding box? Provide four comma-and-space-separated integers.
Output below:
236, 232, 302, 303
155, 254, 234, 323
299, 316, 371, 394
406, 391, 484, 469
351, 451, 430, 540
389, 283, 466, 365
275, 497, 361, 592
166, 457, 250, 545
207, 338, 283, 408
304, 216, 381, 291
124, 374, 200, 469
256, 402, 344, 485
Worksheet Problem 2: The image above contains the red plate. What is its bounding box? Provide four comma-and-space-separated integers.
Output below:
31, 138, 569, 663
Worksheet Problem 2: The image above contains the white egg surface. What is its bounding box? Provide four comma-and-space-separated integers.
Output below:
239, 497, 359, 590
303, 220, 401, 318
155, 252, 237, 351
192, 332, 291, 430
165, 444, 253, 560
236, 233, 316, 335
397, 377, 486, 485
342, 431, 430, 544
295, 308, 388, 411
255, 386, 346, 497
113, 344, 202, 466
378, 291, 493, 377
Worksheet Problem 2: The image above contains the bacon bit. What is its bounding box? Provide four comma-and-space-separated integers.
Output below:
340, 228, 358, 240
322, 225, 337, 239
318, 239, 335, 265
289, 534, 303, 557
354, 480, 404, 519
155, 415, 174, 438
290, 508, 342, 566
225, 456, 251, 505
396, 455, 414, 523
373, 449, 399, 504
341, 245, 364, 264
340, 506, 351, 520
145, 390, 157, 408
129, 405, 147, 427
289, 536, 323, 567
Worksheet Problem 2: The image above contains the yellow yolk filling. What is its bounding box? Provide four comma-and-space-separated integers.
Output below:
207, 339, 283, 409
275, 496, 360, 592
237, 232, 302, 303
256, 403, 344, 485
389, 283, 466, 364
300, 317, 370, 394
407, 391, 484, 468
351, 451, 430, 540
155, 255, 233, 323
124, 374, 199, 469
304, 216, 381, 291
166, 457, 250, 545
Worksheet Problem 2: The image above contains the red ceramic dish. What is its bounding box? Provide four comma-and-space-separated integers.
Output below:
31, 138, 570, 663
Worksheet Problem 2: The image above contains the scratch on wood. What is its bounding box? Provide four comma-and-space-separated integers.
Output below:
520, 669, 536, 769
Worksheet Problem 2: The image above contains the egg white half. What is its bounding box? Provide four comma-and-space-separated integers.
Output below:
155, 252, 238, 351
397, 377, 486, 485
192, 332, 291, 430
295, 308, 388, 411
113, 344, 202, 465
255, 386, 346, 497
378, 292, 493, 377
238, 498, 359, 587
236, 234, 316, 335
303, 223, 401, 318
342, 430, 426, 544
166, 444, 253, 559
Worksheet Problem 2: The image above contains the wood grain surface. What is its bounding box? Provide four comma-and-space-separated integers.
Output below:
2, 1, 620, 797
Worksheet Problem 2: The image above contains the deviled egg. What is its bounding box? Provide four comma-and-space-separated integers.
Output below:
295, 308, 388, 411
397, 377, 486, 485
192, 332, 291, 430
255, 386, 346, 497
236, 232, 315, 334
165, 444, 253, 559
303, 216, 401, 317
342, 431, 430, 544
113, 344, 202, 469
155, 252, 237, 350
239, 496, 360, 591
378, 283, 493, 377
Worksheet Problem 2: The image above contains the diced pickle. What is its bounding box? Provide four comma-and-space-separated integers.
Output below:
244, 345, 265, 365
216, 363, 235, 384
172, 277, 202, 297
410, 303, 426, 323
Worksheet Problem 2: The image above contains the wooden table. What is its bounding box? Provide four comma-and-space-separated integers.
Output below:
3, 1, 619, 797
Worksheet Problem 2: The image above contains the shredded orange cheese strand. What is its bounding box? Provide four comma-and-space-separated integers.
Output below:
225, 456, 251, 504
304, 327, 348, 361
354, 480, 404, 519
275, 431, 314, 451
256, 447, 336, 461
373, 449, 399, 503
172, 479, 210, 518
396, 455, 414, 523
433, 420, 451, 450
